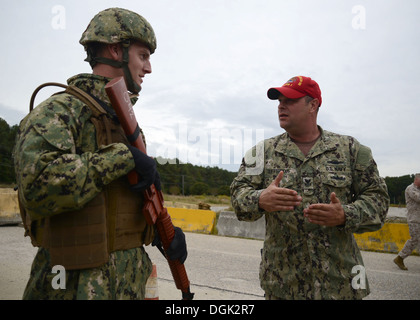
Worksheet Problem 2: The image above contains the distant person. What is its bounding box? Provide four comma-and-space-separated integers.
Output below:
393, 174, 420, 270
230, 76, 390, 299
13, 8, 186, 300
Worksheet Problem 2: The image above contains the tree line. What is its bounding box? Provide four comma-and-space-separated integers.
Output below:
0, 117, 236, 195
0, 118, 18, 185
384, 175, 415, 205
155, 157, 235, 196
0, 117, 416, 202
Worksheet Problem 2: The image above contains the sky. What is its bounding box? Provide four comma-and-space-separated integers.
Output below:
0, 0, 419, 177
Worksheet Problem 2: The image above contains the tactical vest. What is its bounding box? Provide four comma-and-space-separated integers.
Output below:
19, 83, 154, 270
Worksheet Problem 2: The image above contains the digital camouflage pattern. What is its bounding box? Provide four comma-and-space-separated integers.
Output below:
398, 182, 420, 259
404, 183, 420, 224
23, 247, 152, 300
14, 74, 135, 221
399, 223, 420, 259
79, 7, 157, 54
230, 127, 390, 299
14, 73, 152, 299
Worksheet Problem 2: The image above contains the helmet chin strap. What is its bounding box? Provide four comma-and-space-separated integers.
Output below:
87, 40, 141, 94
119, 41, 141, 94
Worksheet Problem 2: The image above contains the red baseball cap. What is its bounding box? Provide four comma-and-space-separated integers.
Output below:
267, 76, 322, 106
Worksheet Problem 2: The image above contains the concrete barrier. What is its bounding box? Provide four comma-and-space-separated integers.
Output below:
0, 191, 218, 233
1, 190, 417, 255
167, 207, 216, 234
354, 223, 418, 255
215, 210, 418, 256
216, 211, 265, 239
0, 189, 20, 225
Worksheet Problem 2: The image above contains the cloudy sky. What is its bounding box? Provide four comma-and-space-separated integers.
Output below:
1, 0, 419, 177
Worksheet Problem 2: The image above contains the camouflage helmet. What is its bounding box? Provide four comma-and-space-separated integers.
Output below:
80, 7, 157, 54
80, 8, 156, 94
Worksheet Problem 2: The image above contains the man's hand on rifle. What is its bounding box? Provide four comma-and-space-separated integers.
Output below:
153, 226, 188, 264
127, 145, 161, 191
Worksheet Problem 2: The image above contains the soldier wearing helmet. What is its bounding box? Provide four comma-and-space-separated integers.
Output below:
80, 7, 157, 94
14, 8, 187, 300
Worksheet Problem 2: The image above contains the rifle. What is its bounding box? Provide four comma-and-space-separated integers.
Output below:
105, 77, 194, 300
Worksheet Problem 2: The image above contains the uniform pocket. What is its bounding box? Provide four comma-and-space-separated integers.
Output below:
321, 171, 352, 203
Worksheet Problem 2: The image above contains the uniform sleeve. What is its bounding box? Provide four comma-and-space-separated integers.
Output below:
14, 96, 135, 220
230, 143, 265, 222
406, 185, 420, 204
342, 145, 390, 234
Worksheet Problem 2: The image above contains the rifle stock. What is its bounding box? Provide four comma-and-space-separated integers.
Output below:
105, 77, 193, 300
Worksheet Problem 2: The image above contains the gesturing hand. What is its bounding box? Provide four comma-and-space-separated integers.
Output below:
258, 171, 302, 212
303, 192, 346, 226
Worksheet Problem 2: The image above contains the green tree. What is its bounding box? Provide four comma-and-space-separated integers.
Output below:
0, 118, 18, 184
217, 185, 231, 196
385, 175, 414, 205
156, 158, 236, 196
190, 182, 209, 195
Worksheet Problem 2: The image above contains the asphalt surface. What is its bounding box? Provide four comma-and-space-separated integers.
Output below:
1, 225, 419, 300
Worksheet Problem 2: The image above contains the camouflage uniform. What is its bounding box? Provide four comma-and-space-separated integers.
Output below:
14, 73, 152, 299
398, 182, 420, 259
230, 127, 389, 299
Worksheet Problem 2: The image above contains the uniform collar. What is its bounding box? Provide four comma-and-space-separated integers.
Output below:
67, 73, 111, 104
67, 73, 139, 107
275, 126, 337, 160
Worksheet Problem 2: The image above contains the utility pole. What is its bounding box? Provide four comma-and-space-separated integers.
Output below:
181, 174, 185, 196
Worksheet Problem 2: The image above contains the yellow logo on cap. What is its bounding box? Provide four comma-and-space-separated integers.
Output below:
284, 76, 303, 87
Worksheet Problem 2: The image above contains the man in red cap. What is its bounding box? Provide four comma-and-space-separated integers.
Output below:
267, 76, 322, 152
231, 76, 389, 299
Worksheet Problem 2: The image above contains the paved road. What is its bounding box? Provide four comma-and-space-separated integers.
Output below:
146, 232, 420, 300
1, 226, 419, 300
